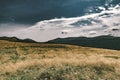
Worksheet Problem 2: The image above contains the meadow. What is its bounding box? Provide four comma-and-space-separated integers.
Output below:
0, 40, 120, 80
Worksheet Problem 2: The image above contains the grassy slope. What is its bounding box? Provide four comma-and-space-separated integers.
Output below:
48, 36, 120, 50
0, 36, 36, 43
0, 40, 120, 80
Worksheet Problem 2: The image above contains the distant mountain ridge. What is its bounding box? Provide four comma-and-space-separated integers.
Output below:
0, 36, 36, 43
47, 36, 120, 50
0, 36, 120, 50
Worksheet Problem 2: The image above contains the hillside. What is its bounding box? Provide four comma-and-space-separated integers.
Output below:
0, 40, 120, 80
0, 36, 36, 43
48, 36, 120, 50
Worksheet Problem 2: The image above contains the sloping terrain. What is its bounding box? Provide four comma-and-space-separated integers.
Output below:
0, 40, 120, 80
0, 37, 36, 43
48, 36, 120, 50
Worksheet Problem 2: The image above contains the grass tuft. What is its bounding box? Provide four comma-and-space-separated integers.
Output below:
0, 40, 120, 80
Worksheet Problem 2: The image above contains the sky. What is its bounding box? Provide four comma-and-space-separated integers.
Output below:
0, 0, 120, 42
0, 0, 107, 24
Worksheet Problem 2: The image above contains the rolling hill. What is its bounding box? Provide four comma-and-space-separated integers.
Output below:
48, 36, 120, 50
0, 36, 36, 43
0, 38, 120, 80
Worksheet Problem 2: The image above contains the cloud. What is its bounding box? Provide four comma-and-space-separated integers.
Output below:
0, 23, 30, 36
0, 0, 107, 24
4, 5, 120, 42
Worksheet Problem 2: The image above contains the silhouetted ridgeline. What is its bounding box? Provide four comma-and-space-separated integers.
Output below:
47, 36, 120, 50
0, 36, 36, 43
1, 36, 120, 50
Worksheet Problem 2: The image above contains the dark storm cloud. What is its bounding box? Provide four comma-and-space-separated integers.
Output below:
0, 0, 109, 24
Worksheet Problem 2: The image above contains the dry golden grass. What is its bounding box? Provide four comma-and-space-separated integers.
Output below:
0, 40, 120, 80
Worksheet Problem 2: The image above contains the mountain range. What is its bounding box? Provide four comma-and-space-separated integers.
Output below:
48, 36, 120, 50
0, 36, 120, 50
0, 36, 36, 43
